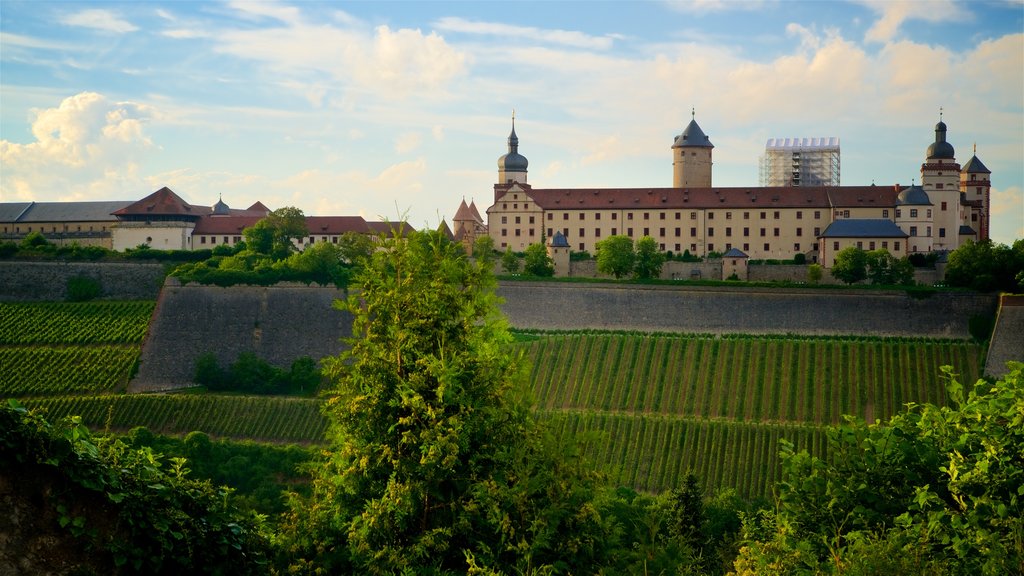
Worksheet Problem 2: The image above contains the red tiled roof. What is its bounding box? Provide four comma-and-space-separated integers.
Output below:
468, 200, 484, 222
366, 221, 415, 237
112, 187, 197, 217
491, 184, 904, 212
247, 201, 271, 213
192, 215, 264, 234
453, 200, 475, 221
306, 216, 371, 235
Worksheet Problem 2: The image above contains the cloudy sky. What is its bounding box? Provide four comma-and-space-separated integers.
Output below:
1, 0, 1021, 243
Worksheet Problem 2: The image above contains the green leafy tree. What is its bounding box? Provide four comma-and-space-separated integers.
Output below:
807, 263, 824, 284
596, 235, 636, 279
830, 246, 868, 284
865, 249, 915, 285
945, 239, 1024, 292
472, 235, 496, 265
280, 229, 607, 574
243, 207, 308, 259
523, 242, 554, 276
732, 364, 1024, 575
336, 231, 374, 267
500, 246, 519, 274
633, 236, 665, 280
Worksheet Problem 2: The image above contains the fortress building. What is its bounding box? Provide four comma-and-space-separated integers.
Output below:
476, 113, 990, 268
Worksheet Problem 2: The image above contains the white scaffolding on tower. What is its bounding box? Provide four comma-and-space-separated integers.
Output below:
759, 137, 840, 187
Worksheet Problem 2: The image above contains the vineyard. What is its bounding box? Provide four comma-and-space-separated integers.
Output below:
0, 301, 154, 345
0, 301, 154, 396
21, 395, 327, 443
517, 332, 984, 425
0, 302, 990, 498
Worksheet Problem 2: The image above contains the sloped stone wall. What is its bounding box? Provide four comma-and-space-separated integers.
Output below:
131, 279, 352, 391
986, 295, 1024, 378
496, 282, 997, 338
0, 261, 165, 301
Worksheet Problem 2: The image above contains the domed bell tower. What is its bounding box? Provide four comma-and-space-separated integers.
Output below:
497, 112, 528, 185
920, 109, 961, 252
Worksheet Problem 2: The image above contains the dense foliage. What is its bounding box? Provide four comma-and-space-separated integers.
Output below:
194, 352, 322, 395
731, 364, 1024, 575
944, 238, 1024, 292
633, 235, 666, 280
123, 428, 313, 517
831, 246, 915, 285
523, 241, 555, 276
596, 234, 636, 278
278, 229, 610, 574
1, 401, 270, 574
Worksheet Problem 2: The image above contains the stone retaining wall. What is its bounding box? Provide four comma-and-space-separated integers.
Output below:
496, 282, 996, 338
131, 279, 352, 392
0, 261, 165, 301
985, 295, 1024, 378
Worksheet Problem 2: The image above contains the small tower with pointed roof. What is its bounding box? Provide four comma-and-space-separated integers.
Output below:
920, 109, 962, 252
497, 111, 529, 185
672, 109, 714, 188
960, 143, 991, 241
547, 230, 571, 277
453, 198, 487, 253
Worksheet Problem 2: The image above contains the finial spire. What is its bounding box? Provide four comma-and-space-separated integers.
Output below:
973, 142, 977, 155
691, 107, 695, 120
939, 106, 943, 121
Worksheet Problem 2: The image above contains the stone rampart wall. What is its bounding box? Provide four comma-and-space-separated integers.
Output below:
986, 295, 1024, 378
131, 279, 352, 391
496, 282, 996, 338
0, 261, 165, 301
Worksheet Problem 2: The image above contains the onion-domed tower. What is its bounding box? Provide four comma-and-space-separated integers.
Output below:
920, 111, 961, 252
672, 110, 714, 187
497, 113, 528, 185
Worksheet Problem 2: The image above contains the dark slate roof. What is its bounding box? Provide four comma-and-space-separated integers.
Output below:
723, 247, 748, 258
927, 121, 955, 160
549, 230, 570, 248
672, 118, 714, 148
498, 123, 529, 172
213, 197, 230, 215
1, 201, 133, 223
896, 185, 932, 206
818, 219, 908, 239
962, 155, 990, 174
959, 225, 976, 235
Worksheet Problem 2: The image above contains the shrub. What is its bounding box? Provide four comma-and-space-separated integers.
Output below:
66, 276, 101, 302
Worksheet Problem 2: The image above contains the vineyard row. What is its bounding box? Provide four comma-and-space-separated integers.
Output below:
0, 301, 155, 345
519, 333, 984, 425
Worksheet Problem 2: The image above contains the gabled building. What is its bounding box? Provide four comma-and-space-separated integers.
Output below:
471, 114, 989, 268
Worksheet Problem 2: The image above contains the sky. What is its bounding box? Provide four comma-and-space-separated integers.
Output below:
1, 0, 1022, 244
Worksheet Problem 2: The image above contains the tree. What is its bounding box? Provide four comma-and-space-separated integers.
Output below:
945, 239, 1024, 292
596, 235, 635, 279
281, 229, 606, 574
243, 207, 308, 259
523, 242, 554, 276
807, 263, 823, 284
830, 246, 867, 284
336, 231, 374, 267
865, 249, 915, 286
732, 364, 1024, 575
633, 236, 665, 280
500, 246, 519, 273
472, 235, 496, 265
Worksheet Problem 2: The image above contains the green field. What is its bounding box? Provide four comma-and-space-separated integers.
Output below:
2, 302, 988, 498
0, 301, 154, 396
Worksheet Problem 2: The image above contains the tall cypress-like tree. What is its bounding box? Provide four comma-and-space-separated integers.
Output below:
280, 229, 605, 574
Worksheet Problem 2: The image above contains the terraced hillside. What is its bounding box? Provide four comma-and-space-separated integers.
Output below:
0, 301, 154, 396
3, 302, 987, 498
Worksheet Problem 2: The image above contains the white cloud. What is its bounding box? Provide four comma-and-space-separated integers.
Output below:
227, 0, 303, 26
0, 92, 155, 201
395, 132, 422, 154
433, 17, 617, 50
663, 0, 771, 14
432, 125, 445, 142
0, 32, 76, 50
59, 9, 138, 34
856, 0, 969, 43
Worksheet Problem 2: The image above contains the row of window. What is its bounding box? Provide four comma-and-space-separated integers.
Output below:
2, 225, 107, 233
501, 226, 824, 240
543, 210, 824, 221
832, 241, 902, 252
